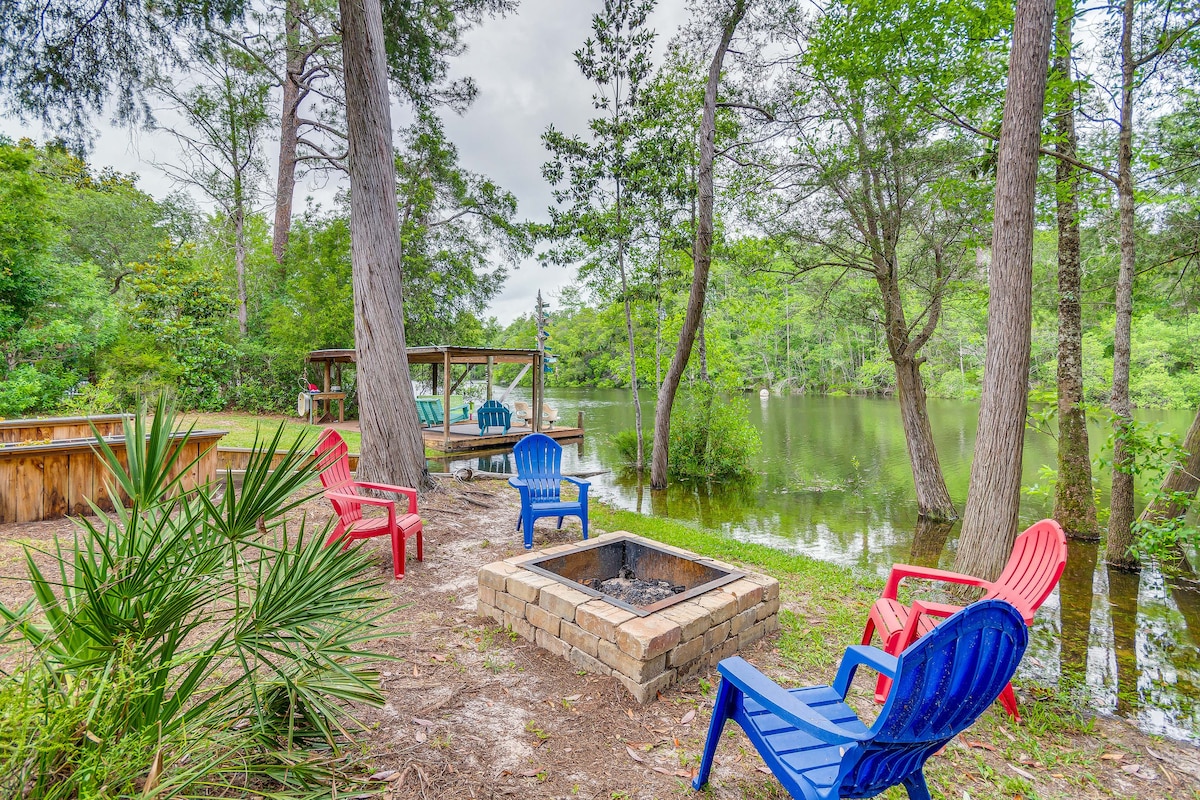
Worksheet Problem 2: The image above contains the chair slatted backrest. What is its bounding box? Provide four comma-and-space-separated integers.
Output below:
985, 520, 1067, 620
841, 600, 1028, 796
315, 429, 361, 524
512, 433, 563, 504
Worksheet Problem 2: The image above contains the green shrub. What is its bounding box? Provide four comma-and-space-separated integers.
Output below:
667, 384, 761, 482
613, 428, 653, 467
0, 395, 393, 797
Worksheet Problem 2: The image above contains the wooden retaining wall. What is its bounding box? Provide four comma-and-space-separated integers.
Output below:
0, 431, 224, 524
0, 414, 131, 444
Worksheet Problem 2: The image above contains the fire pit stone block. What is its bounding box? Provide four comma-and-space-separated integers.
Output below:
615, 615, 682, 660
576, 600, 637, 641
477, 532, 780, 703
538, 583, 592, 622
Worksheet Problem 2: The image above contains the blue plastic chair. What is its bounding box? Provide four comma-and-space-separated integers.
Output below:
693, 599, 1029, 800
477, 400, 512, 435
508, 433, 589, 549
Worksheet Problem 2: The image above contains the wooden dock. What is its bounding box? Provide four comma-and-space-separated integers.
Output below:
422, 423, 583, 453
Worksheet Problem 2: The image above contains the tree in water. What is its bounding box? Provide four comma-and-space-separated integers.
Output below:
953, 0, 1055, 580
543, 0, 658, 471
1051, 0, 1099, 540
770, 62, 982, 521
651, 0, 751, 489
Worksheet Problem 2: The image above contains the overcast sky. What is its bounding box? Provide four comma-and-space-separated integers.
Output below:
1, 0, 693, 325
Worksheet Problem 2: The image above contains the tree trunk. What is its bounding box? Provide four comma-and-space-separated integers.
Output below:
649, 0, 747, 489
1139, 404, 1200, 523
954, 0, 1055, 581
620, 243, 644, 471
895, 354, 957, 519
339, 0, 429, 491
1106, 0, 1138, 571
1053, 0, 1098, 540
698, 311, 709, 383
273, 0, 302, 269
234, 203, 248, 336
908, 516, 954, 567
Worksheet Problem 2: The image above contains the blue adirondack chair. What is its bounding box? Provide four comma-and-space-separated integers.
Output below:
477, 399, 512, 435
693, 599, 1029, 800
509, 433, 589, 549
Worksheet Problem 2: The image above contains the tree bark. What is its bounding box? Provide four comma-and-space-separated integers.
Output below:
878, 249, 955, 520
1106, 0, 1139, 571
273, 0, 302, 269
894, 353, 956, 519
339, 0, 429, 491
954, 0, 1055, 581
649, 0, 747, 490
1053, 0, 1099, 540
618, 198, 644, 471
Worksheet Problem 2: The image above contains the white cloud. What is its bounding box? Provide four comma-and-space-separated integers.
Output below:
1, 0, 692, 326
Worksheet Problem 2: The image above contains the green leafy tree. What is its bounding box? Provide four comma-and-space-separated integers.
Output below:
543, 0, 658, 470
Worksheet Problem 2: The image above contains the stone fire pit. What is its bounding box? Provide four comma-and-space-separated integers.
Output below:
477, 531, 780, 702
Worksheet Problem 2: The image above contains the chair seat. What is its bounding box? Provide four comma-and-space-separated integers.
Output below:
528, 500, 584, 514
869, 598, 941, 643
740, 685, 871, 795
346, 512, 423, 538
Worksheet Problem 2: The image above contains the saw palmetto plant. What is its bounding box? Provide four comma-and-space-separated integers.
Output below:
0, 396, 396, 798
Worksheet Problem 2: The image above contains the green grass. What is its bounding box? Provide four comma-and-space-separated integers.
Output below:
184, 411, 443, 458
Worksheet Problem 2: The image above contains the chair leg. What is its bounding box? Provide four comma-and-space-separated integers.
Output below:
861, 618, 876, 646
392, 528, 406, 580
556, 516, 564, 529
515, 514, 522, 532
581, 512, 588, 540
875, 633, 903, 704
901, 773, 932, 800
693, 677, 736, 791
415, 526, 424, 562
998, 682, 1020, 720
524, 512, 534, 549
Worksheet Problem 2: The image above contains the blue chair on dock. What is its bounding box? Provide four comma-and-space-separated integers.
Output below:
477, 399, 512, 435
509, 433, 589, 549
693, 599, 1029, 800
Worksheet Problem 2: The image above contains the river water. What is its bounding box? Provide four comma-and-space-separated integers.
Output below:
444, 388, 1200, 742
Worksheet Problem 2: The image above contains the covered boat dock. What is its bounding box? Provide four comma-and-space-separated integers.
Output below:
306, 346, 583, 453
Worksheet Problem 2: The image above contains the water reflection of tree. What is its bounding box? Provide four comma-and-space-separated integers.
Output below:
1107, 566, 1141, 715
907, 518, 954, 567
1059, 541, 1098, 690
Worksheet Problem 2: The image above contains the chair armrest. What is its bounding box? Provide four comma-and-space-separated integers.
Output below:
832, 645, 899, 698
717, 657, 870, 744
563, 476, 590, 502
508, 477, 527, 488
881, 563, 992, 600
326, 492, 393, 509
896, 599, 962, 651
354, 481, 418, 514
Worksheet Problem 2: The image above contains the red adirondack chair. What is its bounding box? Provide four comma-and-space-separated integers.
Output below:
862, 518, 1067, 719
315, 429, 423, 579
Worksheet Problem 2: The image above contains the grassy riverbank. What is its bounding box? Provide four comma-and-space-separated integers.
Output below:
589, 502, 1199, 798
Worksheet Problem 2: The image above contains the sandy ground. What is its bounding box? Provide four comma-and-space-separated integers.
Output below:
2, 480, 1199, 800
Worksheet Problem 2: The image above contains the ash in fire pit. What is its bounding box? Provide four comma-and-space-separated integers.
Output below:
585, 565, 685, 606
523, 535, 743, 616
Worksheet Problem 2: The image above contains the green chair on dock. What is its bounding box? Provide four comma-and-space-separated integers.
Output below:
415, 396, 471, 428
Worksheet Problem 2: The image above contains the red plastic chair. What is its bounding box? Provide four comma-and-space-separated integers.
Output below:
862, 518, 1067, 720
315, 429, 423, 579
